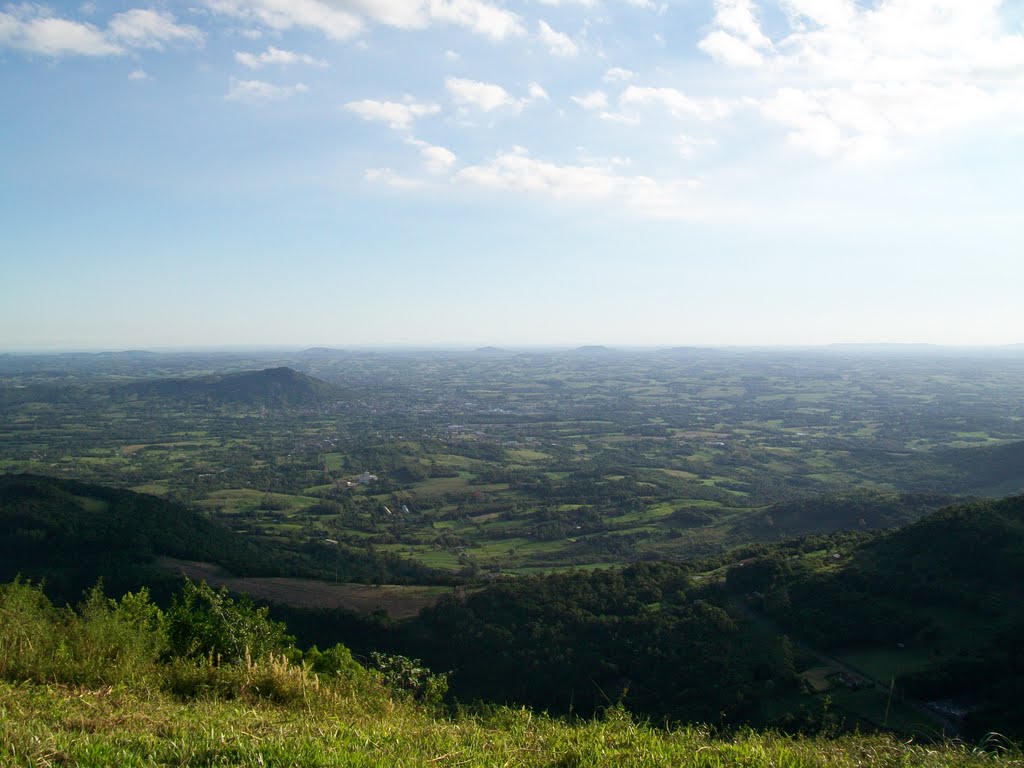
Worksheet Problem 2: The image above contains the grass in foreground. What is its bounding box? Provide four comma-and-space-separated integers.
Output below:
0, 578, 1019, 767
2, 679, 1021, 768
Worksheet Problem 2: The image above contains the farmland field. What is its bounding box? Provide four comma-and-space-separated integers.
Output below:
3, 347, 1024, 576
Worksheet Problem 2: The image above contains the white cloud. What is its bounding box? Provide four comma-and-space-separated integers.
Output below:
107, 9, 203, 49
572, 90, 608, 110
699, 30, 765, 67
206, 0, 523, 41
235, 46, 326, 68
365, 168, 424, 189
456, 148, 697, 218
697, 0, 772, 68
204, 0, 363, 40
708, 0, 772, 50
345, 99, 441, 130
537, 0, 595, 6
675, 134, 716, 158
0, 6, 200, 57
527, 82, 549, 101
603, 67, 635, 83
780, 0, 856, 29
421, 144, 457, 173
225, 79, 309, 103
695, 0, 1024, 160
598, 111, 641, 125
620, 86, 730, 120
428, 0, 525, 40
128, 69, 148, 81
0, 8, 122, 56
341, 0, 428, 29
538, 20, 578, 57
406, 137, 457, 173
762, 82, 1002, 160
446, 77, 518, 112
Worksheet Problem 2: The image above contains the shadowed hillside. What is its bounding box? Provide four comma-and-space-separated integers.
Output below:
728, 494, 1024, 738
118, 366, 344, 407
0, 474, 450, 603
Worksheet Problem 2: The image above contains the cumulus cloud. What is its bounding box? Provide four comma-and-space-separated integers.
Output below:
620, 86, 730, 120
527, 82, 549, 101
456, 147, 697, 218
345, 99, 441, 130
538, 20, 578, 57
675, 134, 716, 159
0, 5, 202, 57
235, 46, 326, 68
429, 0, 524, 40
365, 168, 424, 189
699, 30, 766, 67
203, 0, 363, 39
762, 81, 1002, 160
696, 0, 1024, 159
225, 79, 309, 102
603, 67, 635, 83
421, 144, 457, 173
446, 77, 519, 112
128, 68, 148, 81
107, 9, 203, 49
405, 137, 458, 173
205, 0, 523, 41
0, 9, 118, 56
571, 91, 608, 110
716, 0, 771, 44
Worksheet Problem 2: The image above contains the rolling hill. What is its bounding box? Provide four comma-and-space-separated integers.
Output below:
728, 493, 1024, 738
118, 366, 344, 407
0, 474, 447, 604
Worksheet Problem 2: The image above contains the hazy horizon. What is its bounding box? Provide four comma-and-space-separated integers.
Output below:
4, 341, 1024, 356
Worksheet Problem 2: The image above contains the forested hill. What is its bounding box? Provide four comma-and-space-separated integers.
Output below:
0, 474, 447, 603
0, 473, 256, 600
726, 494, 1024, 738
117, 366, 343, 407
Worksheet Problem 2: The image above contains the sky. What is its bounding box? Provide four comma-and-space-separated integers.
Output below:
1, 0, 1023, 350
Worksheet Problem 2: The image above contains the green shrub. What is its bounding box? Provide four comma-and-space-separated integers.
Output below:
368, 651, 448, 706
0, 578, 63, 682
0, 579, 164, 686
165, 579, 293, 664
305, 642, 361, 678
68, 584, 166, 686
162, 652, 312, 704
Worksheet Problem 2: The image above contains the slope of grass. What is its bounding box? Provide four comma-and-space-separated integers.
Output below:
3, 680, 1019, 768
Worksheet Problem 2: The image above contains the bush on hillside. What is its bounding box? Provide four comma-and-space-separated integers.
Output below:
165, 579, 294, 664
0, 579, 165, 686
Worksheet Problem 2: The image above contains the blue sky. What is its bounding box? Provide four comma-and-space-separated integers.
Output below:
1, 0, 1023, 350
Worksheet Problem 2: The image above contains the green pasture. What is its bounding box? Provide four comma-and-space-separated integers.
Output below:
197, 489, 320, 515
